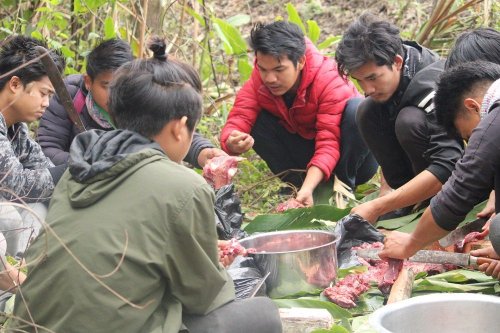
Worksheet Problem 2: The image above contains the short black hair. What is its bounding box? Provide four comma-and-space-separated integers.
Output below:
86, 38, 133, 79
0, 35, 65, 90
435, 60, 500, 136
335, 13, 403, 78
109, 36, 202, 138
250, 21, 305, 67
445, 28, 500, 69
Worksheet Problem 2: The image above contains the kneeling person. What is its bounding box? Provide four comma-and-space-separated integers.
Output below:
10, 38, 281, 333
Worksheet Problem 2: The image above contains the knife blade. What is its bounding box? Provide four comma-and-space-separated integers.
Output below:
438, 217, 488, 248
355, 248, 495, 268
35, 46, 87, 133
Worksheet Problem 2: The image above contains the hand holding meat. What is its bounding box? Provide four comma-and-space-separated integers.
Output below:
202, 155, 244, 189
218, 239, 255, 268
378, 231, 421, 260
225, 130, 254, 154
197, 147, 227, 168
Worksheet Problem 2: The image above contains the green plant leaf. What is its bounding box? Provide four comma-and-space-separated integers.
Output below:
351, 314, 378, 333
318, 36, 341, 50
104, 17, 116, 39
244, 205, 350, 234
237, 57, 252, 83
213, 18, 248, 55
307, 20, 321, 43
226, 14, 251, 27
274, 298, 352, 320
375, 211, 422, 230
286, 3, 306, 33
184, 6, 205, 27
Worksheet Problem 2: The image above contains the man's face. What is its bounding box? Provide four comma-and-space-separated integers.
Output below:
255, 52, 305, 96
13, 76, 54, 123
350, 56, 403, 103
84, 70, 114, 112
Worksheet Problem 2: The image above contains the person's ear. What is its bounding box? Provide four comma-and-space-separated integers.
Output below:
297, 56, 306, 71
464, 98, 481, 115
83, 74, 92, 91
172, 116, 189, 141
393, 55, 404, 71
8, 76, 23, 94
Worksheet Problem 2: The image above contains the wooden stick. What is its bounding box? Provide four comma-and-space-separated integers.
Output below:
387, 267, 415, 304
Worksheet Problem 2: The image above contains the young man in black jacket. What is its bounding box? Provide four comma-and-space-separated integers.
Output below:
380, 61, 500, 274
38, 38, 224, 168
335, 14, 463, 223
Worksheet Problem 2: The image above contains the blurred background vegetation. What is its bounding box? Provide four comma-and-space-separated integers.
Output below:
1, 0, 498, 215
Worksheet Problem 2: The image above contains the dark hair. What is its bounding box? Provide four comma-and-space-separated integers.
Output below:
435, 60, 500, 136
335, 13, 404, 78
0, 35, 65, 90
86, 38, 133, 79
445, 28, 500, 69
109, 36, 202, 138
250, 21, 305, 67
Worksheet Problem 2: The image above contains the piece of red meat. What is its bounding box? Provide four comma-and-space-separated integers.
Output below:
324, 273, 371, 308
202, 156, 244, 189
275, 198, 305, 212
455, 230, 488, 252
325, 242, 451, 308
378, 259, 403, 294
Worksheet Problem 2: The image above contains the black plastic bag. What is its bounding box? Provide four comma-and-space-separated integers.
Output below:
214, 184, 247, 240
227, 256, 266, 299
333, 214, 385, 268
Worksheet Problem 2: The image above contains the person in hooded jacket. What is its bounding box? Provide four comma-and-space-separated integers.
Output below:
220, 21, 377, 207
335, 13, 464, 223
0, 35, 66, 258
10, 38, 282, 333
37, 38, 225, 169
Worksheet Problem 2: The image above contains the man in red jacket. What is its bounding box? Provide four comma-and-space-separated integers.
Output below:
221, 21, 377, 206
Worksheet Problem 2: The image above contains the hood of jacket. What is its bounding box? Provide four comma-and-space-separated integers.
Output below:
66, 129, 165, 208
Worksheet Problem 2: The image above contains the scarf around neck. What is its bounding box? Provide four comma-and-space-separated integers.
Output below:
85, 92, 115, 129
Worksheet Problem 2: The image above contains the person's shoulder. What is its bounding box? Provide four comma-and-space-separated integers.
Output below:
141, 157, 210, 192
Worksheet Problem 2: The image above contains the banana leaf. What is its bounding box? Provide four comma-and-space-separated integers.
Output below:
375, 211, 422, 230
244, 205, 350, 234
351, 315, 377, 333
274, 298, 352, 330
412, 269, 500, 293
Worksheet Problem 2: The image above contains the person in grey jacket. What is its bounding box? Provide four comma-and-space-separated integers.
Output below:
38, 38, 224, 168
0, 35, 66, 257
380, 61, 500, 265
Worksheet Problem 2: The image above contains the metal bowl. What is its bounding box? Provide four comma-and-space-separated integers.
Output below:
239, 230, 338, 298
370, 293, 500, 333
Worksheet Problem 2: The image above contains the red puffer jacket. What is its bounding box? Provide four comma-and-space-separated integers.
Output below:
220, 39, 361, 180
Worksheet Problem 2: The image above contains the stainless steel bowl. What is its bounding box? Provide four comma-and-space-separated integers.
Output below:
370, 293, 500, 333
239, 230, 338, 298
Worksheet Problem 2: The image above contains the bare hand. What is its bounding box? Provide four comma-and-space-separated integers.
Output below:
296, 188, 313, 207
379, 231, 421, 260
225, 130, 254, 154
471, 247, 500, 279
351, 200, 382, 225
197, 148, 227, 168
477, 192, 495, 219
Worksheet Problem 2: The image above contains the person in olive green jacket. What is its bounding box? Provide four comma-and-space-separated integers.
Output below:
10, 38, 282, 333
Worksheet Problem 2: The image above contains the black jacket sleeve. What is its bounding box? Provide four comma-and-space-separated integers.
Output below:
430, 104, 500, 230
401, 60, 463, 184
184, 132, 215, 169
